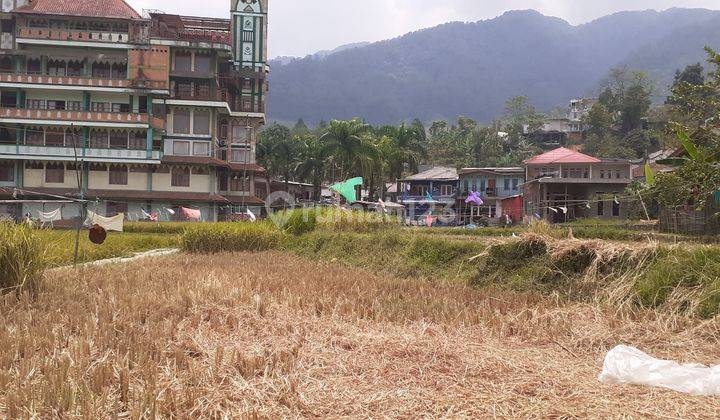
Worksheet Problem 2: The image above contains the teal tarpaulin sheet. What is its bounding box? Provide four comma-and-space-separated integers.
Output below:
330, 177, 363, 203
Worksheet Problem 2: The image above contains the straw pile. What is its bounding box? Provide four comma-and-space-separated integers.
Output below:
1, 252, 719, 417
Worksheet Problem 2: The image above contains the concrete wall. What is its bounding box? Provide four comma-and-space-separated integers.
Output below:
87, 169, 148, 190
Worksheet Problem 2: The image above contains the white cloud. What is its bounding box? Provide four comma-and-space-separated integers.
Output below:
126, 0, 720, 57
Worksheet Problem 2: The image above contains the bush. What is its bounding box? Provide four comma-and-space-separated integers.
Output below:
180, 222, 283, 253
0, 223, 48, 293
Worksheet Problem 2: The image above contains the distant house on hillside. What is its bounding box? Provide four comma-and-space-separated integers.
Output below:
525, 98, 598, 149
456, 167, 525, 225
522, 147, 633, 223
397, 167, 458, 223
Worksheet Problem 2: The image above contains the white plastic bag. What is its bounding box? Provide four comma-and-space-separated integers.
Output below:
599, 345, 720, 396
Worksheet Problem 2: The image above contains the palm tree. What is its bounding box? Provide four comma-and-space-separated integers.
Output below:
256, 124, 299, 192
294, 136, 327, 200
319, 119, 371, 180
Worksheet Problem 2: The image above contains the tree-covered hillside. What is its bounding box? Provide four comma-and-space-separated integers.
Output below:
267, 8, 720, 125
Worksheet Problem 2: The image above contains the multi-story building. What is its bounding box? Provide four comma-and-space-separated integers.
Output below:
0, 0, 269, 222
397, 166, 458, 224
456, 167, 525, 224
522, 147, 632, 223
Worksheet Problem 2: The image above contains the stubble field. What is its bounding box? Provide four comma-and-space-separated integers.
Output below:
1, 251, 719, 418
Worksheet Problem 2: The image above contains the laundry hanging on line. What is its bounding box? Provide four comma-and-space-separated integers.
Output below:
86, 210, 124, 232
38, 208, 62, 223
181, 207, 202, 220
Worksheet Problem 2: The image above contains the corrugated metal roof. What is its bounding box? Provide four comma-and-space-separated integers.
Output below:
402, 166, 458, 181
14, 0, 142, 20
525, 147, 601, 164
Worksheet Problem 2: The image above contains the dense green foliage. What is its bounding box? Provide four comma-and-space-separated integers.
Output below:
257, 119, 425, 200
645, 49, 720, 211
268, 9, 720, 125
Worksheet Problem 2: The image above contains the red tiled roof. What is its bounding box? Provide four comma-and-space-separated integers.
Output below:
14, 0, 141, 20
525, 147, 601, 165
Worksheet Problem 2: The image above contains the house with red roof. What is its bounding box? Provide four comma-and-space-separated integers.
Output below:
0, 0, 270, 222
522, 147, 633, 223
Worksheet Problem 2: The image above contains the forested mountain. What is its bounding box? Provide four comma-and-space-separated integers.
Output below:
267, 8, 720, 125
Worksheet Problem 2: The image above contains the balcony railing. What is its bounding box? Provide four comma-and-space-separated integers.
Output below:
17, 27, 133, 44
151, 28, 231, 46
0, 72, 168, 90
0, 144, 161, 160
0, 107, 150, 126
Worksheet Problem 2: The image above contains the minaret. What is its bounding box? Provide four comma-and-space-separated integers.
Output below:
231, 0, 267, 71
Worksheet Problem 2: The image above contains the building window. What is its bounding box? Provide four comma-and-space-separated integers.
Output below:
26, 99, 46, 109
110, 63, 127, 79
27, 58, 42, 75
111, 103, 131, 113
46, 100, 65, 110
109, 132, 128, 149
0, 161, 13, 182
512, 179, 519, 191
174, 51, 192, 72
66, 129, 82, 148
25, 128, 44, 145
91, 62, 111, 78
173, 109, 191, 134
232, 124, 250, 144
230, 148, 248, 163
129, 131, 146, 149
504, 179, 511, 191
66, 101, 82, 111
47, 60, 66, 76
193, 141, 210, 156
597, 194, 604, 216
45, 163, 64, 183
418, 186, 429, 197
91, 102, 111, 113
440, 185, 453, 196
45, 129, 64, 146
109, 165, 128, 185
90, 130, 108, 148
171, 167, 190, 187
67, 60, 83, 77
218, 119, 228, 140
173, 141, 190, 156
193, 110, 210, 135
230, 173, 248, 191
194, 53, 212, 73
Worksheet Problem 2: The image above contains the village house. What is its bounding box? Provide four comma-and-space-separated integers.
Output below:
522, 147, 633, 223
456, 167, 525, 225
0, 0, 269, 222
397, 166, 458, 223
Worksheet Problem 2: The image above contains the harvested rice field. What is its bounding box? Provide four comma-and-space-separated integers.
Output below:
2, 251, 719, 418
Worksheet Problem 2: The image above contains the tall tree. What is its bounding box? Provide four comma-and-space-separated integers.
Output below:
319, 119, 372, 180
256, 124, 298, 191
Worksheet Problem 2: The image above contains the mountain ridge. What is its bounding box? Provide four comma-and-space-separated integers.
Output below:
267, 8, 720, 125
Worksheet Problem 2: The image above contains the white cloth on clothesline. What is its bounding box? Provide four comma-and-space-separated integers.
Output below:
86, 210, 124, 232
38, 208, 62, 222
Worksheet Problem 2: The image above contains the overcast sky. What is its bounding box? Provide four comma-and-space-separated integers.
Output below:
127, 0, 720, 58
